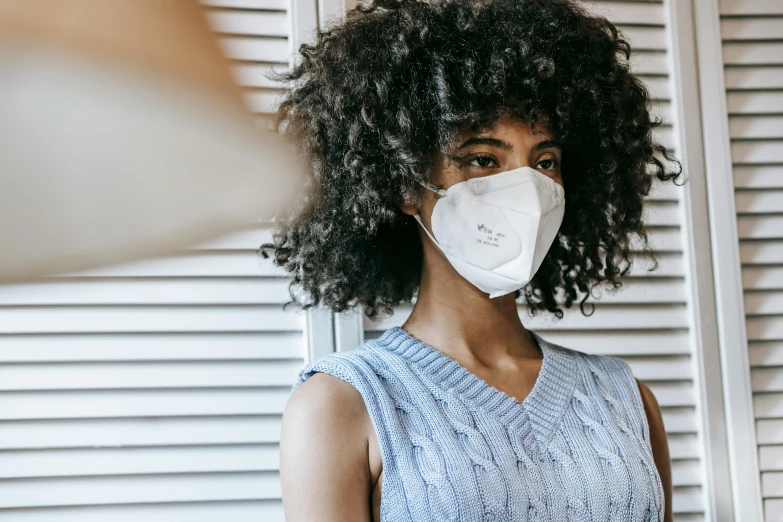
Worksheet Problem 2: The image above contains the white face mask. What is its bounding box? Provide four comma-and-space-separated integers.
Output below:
413, 166, 565, 298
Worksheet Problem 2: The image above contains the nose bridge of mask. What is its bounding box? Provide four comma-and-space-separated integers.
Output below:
470, 166, 562, 214
470, 167, 533, 195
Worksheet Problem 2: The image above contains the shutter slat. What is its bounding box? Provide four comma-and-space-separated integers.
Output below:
620, 26, 667, 52
747, 317, 783, 342
719, 0, 783, 15
203, 0, 289, 9
729, 116, 783, 140
668, 434, 701, 460
672, 460, 702, 486
750, 342, 783, 367
60, 253, 287, 278
648, 381, 696, 407
725, 66, 783, 90
219, 37, 290, 63
644, 75, 671, 101
740, 241, 783, 264
232, 64, 287, 88
0, 332, 305, 362
652, 99, 674, 124
632, 253, 685, 276
734, 166, 783, 189
634, 227, 682, 252
0, 501, 284, 522
0, 279, 291, 306
0, 473, 281, 509
735, 190, 783, 213
244, 89, 284, 114
745, 291, 783, 315
0, 389, 291, 420
723, 43, 783, 66
738, 217, 783, 240
0, 361, 303, 391
645, 201, 682, 227
0, 445, 280, 479
630, 52, 668, 76
649, 178, 683, 201
731, 141, 783, 164
752, 367, 783, 393
765, 500, 783, 522
755, 392, 783, 418
673, 487, 705, 515
661, 407, 698, 433
727, 92, 783, 114
0, 306, 305, 334
0, 417, 284, 449
756, 419, 783, 444
762, 472, 783, 498
743, 267, 783, 290
207, 11, 288, 37
721, 18, 783, 40
583, 2, 666, 25
625, 356, 694, 382
583, 278, 687, 304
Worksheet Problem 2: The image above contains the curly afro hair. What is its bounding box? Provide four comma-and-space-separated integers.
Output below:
260, 0, 684, 320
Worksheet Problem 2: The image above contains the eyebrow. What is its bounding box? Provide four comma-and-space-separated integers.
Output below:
455, 137, 561, 151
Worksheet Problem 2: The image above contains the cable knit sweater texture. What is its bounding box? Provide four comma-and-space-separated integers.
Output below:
292, 326, 664, 521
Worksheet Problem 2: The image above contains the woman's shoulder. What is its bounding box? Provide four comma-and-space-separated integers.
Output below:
291, 336, 393, 393
540, 333, 653, 436
285, 336, 404, 455
539, 333, 637, 383
284, 343, 382, 449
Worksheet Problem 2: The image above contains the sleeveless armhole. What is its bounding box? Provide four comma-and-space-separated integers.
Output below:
291, 352, 388, 434
291, 351, 412, 522
594, 354, 666, 520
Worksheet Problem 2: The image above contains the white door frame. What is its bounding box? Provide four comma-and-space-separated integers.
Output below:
689, 0, 763, 520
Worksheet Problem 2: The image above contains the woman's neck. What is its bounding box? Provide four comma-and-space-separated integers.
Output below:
401, 249, 542, 367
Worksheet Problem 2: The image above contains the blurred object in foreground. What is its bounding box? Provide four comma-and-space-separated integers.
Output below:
0, 0, 304, 284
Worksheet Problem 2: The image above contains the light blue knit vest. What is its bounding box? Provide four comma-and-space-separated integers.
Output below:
292, 326, 664, 521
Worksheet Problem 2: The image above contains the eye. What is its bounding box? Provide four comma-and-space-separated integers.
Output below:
536, 157, 560, 170
468, 154, 497, 168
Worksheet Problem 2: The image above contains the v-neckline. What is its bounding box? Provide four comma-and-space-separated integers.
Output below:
376, 326, 577, 451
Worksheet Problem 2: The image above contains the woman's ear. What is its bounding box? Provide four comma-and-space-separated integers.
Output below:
398, 198, 419, 216
395, 186, 421, 216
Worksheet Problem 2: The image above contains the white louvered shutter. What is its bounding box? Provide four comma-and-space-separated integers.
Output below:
718, 1, 783, 520
360, 2, 708, 520
0, 2, 313, 520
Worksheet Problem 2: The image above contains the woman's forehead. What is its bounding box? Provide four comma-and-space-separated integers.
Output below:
451, 115, 558, 148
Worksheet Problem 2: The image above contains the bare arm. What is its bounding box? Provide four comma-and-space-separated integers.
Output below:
636, 378, 673, 522
280, 372, 373, 522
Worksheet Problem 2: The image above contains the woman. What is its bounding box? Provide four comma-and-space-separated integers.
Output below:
263, 0, 680, 520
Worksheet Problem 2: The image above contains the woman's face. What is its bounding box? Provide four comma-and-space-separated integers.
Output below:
401, 113, 563, 222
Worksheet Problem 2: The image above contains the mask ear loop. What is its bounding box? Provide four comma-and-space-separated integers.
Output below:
417, 179, 448, 198
412, 180, 448, 251
412, 214, 442, 249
